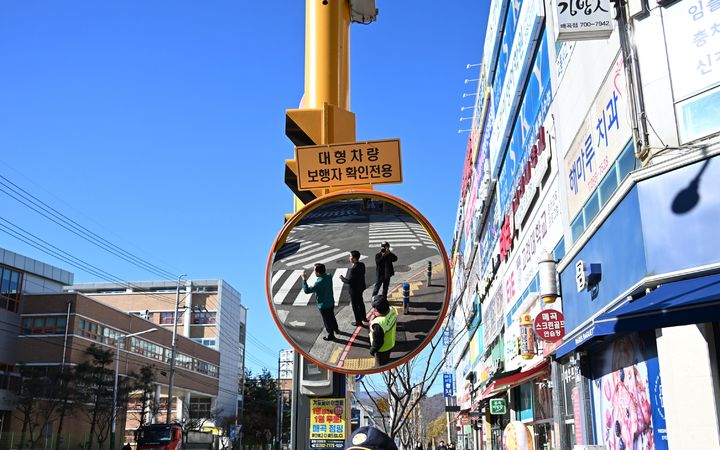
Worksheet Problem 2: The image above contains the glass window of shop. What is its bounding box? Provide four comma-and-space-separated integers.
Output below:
556, 358, 592, 450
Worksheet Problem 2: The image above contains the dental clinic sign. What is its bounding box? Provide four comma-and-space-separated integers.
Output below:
563, 54, 631, 220
552, 0, 614, 41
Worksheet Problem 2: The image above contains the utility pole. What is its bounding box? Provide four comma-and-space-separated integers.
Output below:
284, 1, 377, 448
111, 328, 158, 450
166, 274, 187, 424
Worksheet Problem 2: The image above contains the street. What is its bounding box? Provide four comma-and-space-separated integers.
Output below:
269, 199, 448, 372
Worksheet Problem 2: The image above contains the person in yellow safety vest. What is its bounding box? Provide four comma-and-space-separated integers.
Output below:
369, 294, 397, 366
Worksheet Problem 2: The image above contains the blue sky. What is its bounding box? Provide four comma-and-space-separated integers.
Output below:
0, 1, 487, 382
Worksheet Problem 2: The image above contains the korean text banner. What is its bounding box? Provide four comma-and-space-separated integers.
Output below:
563, 53, 632, 220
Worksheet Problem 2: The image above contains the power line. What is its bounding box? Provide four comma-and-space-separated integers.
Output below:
0, 174, 178, 280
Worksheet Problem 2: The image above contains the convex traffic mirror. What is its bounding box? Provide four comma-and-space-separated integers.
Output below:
266, 190, 450, 374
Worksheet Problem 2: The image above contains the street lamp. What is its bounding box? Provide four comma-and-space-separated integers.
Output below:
111, 327, 158, 450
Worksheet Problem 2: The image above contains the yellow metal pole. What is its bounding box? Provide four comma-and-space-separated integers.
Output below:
305, 0, 351, 112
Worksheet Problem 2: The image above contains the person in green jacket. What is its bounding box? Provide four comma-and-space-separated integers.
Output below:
302, 263, 339, 341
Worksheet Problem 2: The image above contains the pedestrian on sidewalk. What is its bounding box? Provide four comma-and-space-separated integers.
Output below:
372, 242, 397, 298
302, 263, 339, 341
339, 250, 368, 327
437, 440, 447, 450
369, 295, 398, 366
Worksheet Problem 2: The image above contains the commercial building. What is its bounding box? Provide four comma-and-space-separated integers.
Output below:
67, 279, 248, 423
449, 0, 720, 449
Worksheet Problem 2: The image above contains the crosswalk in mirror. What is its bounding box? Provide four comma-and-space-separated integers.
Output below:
266, 190, 450, 374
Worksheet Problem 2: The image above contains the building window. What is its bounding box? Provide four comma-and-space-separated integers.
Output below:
191, 312, 216, 325
191, 338, 217, 347
571, 142, 637, 242
194, 359, 219, 378
0, 266, 23, 313
159, 311, 184, 325
189, 397, 212, 419
21, 316, 67, 335
0, 363, 19, 392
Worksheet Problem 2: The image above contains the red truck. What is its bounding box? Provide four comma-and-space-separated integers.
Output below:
135, 424, 215, 450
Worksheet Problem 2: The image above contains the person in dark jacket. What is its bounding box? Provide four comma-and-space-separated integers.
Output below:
372, 241, 398, 297
340, 250, 368, 326
302, 263, 339, 340
369, 295, 398, 366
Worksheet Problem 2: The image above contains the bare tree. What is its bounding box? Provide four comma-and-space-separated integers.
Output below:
357, 319, 466, 444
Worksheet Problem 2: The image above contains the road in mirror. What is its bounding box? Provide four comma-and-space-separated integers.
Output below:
267, 191, 449, 374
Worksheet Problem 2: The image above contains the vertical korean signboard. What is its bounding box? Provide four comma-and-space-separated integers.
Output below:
563, 53, 632, 220
309, 398, 346, 449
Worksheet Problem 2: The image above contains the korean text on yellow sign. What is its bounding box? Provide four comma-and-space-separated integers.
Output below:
296, 139, 402, 190
309, 398, 346, 440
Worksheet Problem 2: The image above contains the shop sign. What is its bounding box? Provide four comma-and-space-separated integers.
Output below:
309, 398, 346, 449
552, 0, 614, 42
514, 129, 551, 229
491, 0, 524, 116
556, 41, 576, 84
564, 53, 631, 220
451, 198, 463, 254
533, 309, 566, 342
664, 0, 720, 101
490, 398, 507, 415
490, 0, 545, 178
497, 31, 552, 220
443, 373, 455, 398
504, 180, 562, 312
482, 280, 505, 346
483, 0, 508, 81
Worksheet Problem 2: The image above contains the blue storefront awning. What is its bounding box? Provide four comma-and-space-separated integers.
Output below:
556, 272, 720, 358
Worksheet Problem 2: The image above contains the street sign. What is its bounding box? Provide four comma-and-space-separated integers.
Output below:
443, 373, 455, 398
489, 398, 506, 415
295, 139, 402, 190
309, 398, 346, 449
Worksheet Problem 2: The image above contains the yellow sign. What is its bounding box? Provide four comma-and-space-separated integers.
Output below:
296, 139, 402, 190
309, 398, 346, 441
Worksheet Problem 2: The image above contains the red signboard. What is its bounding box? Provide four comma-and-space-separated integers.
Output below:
533, 309, 565, 342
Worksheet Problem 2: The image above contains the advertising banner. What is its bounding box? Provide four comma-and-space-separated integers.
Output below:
490, 0, 545, 178
590, 332, 668, 450
563, 53, 632, 220
498, 31, 552, 218
309, 398, 346, 449
443, 373, 455, 398
663, 0, 720, 101
482, 279, 505, 346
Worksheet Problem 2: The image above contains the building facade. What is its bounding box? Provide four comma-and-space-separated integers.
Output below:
67, 279, 248, 422
0, 247, 73, 436
15, 292, 220, 446
449, 0, 720, 449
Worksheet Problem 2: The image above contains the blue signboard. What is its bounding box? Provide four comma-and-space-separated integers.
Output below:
492, 0, 524, 114
443, 373, 455, 398
497, 31, 552, 217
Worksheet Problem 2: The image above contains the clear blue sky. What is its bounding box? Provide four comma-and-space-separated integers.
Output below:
0, 1, 487, 379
